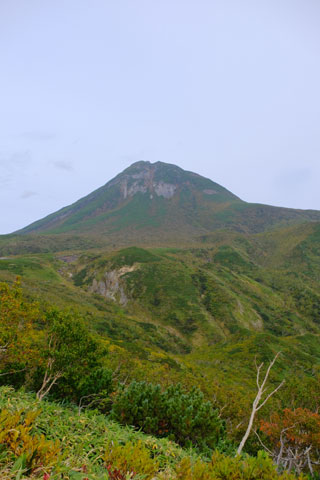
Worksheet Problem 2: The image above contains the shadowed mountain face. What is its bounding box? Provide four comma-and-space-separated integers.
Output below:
17, 161, 320, 241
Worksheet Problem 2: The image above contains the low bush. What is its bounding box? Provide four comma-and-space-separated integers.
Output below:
104, 440, 159, 479
173, 451, 305, 480
110, 381, 225, 451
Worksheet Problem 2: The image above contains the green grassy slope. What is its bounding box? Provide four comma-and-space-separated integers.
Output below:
1, 222, 320, 428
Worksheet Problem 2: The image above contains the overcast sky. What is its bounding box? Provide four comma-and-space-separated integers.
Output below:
1, 0, 320, 234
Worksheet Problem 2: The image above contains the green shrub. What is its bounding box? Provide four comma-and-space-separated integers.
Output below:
110, 381, 225, 451
30, 308, 108, 403
111, 381, 164, 434
162, 384, 224, 450
77, 366, 113, 413
78, 366, 113, 398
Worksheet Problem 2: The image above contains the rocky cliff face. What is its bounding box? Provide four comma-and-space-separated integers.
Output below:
90, 265, 137, 305
115, 164, 177, 201
110, 161, 237, 201
108, 161, 204, 201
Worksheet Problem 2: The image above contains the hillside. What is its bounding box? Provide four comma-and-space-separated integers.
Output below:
0, 386, 304, 480
15, 161, 320, 243
0, 223, 320, 422
1, 162, 320, 477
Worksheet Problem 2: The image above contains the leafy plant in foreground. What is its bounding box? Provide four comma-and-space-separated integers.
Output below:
0, 408, 60, 475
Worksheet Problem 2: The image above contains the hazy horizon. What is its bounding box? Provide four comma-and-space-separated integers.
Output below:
1, 0, 320, 234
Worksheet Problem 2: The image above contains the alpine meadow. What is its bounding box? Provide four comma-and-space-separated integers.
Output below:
0, 161, 320, 479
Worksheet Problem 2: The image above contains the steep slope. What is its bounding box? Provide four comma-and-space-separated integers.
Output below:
16, 161, 320, 242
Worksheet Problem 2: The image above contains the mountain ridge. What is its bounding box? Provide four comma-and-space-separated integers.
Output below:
15, 161, 320, 242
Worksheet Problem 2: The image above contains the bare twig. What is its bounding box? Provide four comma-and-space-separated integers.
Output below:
0, 367, 26, 377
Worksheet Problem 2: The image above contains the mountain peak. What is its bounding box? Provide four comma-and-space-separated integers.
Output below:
111, 161, 187, 201
110, 160, 237, 201
17, 161, 240, 238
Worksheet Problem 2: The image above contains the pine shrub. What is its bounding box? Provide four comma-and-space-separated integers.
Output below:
110, 381, 225, 451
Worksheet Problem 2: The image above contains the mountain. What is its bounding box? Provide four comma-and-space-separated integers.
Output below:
16, 161, 320, 243
1, 161, 320, 467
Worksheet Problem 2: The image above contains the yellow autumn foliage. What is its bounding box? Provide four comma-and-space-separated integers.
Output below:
104, 440, 159, 479
0, 408, 60, 472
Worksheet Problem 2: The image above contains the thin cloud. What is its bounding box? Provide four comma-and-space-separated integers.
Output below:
20, 190, 37, 199
0, 150, 32, 167
0, 150, 32, 186
274, 167, 312, 189
52, 160, 74, 172
21, 131, 56, 141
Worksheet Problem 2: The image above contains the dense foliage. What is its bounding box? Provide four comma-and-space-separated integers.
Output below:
0, 278, 41, 383
0, 280, 112, 404
110, 381, 225, 450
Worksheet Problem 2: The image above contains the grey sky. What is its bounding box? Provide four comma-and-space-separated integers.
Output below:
1, 0, 320, 234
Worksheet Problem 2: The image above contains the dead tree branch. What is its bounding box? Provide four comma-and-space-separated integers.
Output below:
236, 352, 284, 456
